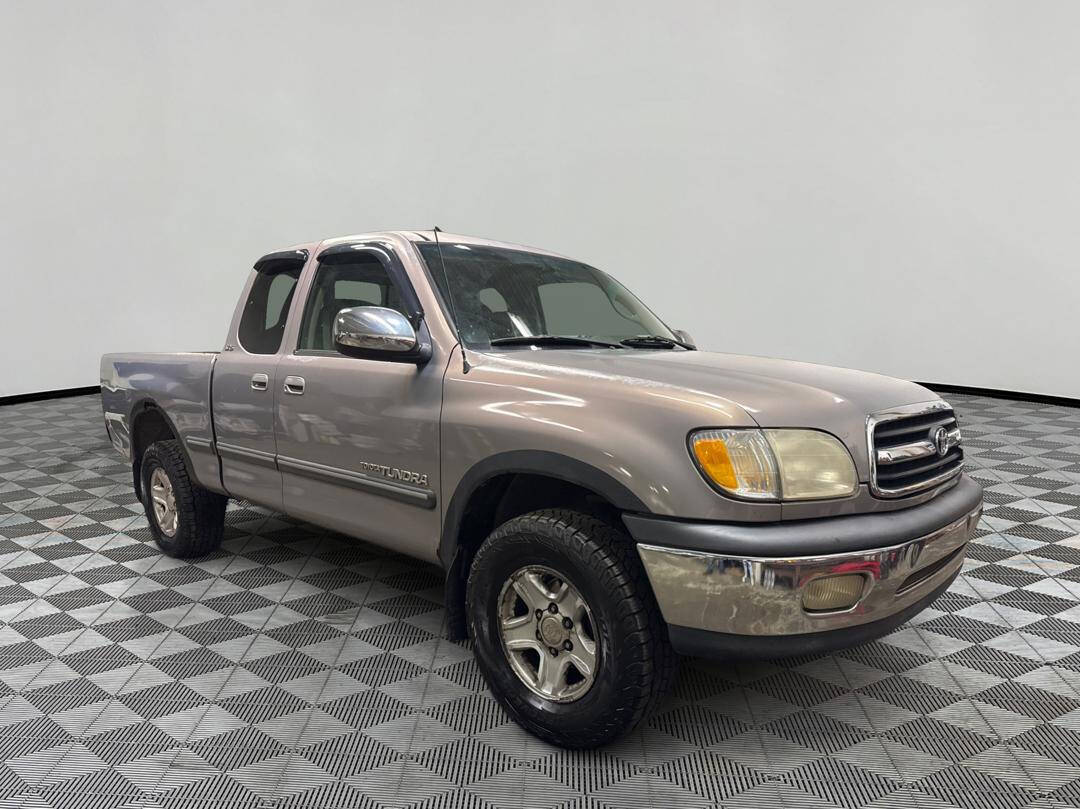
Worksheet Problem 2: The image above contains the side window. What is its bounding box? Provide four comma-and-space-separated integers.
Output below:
265, 275, 295, 329
298, 255, 405, 351
237, 268, 300, 354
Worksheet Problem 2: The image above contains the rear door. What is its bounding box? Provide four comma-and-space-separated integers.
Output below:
273, 241, 444, 561
211, 249, 309, 510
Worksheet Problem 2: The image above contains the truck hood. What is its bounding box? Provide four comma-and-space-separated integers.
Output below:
477, 347, 937, 450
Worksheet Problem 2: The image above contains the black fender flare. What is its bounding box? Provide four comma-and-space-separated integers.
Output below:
438, 449, 650, 568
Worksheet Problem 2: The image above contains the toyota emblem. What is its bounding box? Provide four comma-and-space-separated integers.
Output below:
933, 426, 949, 457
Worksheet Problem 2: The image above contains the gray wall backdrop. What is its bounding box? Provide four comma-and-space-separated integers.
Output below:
2, 1, 1077, 398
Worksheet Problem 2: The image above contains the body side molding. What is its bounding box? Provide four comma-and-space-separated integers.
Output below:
215, 441, 277, 468
277, 454, 436, 509
186, 435, 214, 451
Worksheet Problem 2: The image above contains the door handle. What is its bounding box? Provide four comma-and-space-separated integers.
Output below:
250, 373, 269, 391
283, 375, 306, 395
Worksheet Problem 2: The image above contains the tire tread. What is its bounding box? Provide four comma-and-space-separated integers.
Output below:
467, 508, 676, 748
141, 439, 227, 558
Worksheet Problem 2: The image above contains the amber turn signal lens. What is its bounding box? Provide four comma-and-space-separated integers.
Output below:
691, 438, 738, 490
802, 574, 866, 612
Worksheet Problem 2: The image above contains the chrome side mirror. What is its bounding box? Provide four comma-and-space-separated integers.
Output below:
333, 306, 429, 362
673, 329, 695, 348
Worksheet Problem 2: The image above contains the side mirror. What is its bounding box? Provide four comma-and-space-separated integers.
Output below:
333, 306, 430, 363
673, 329, 695, 348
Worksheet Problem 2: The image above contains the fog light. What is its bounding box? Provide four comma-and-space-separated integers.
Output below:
802, 574, 865, 612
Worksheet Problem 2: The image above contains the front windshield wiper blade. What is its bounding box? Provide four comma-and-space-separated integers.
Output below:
619, 335, 696, 350
489, 335, 622, 349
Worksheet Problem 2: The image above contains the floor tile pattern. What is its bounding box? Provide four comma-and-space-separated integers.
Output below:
1, 393, 1079, 808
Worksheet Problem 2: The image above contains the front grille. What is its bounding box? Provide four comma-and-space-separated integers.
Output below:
869, 403, 963, 497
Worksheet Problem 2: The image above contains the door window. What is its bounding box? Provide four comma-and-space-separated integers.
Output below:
237, 268, 301, 354
298, 255, 406, 351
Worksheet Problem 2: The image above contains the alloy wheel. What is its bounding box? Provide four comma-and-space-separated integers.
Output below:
497, 565, 599, 703
149, 467, 178, 537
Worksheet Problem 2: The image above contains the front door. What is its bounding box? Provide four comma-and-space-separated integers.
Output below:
274, 244, 443, 561
212, 255, 304, 510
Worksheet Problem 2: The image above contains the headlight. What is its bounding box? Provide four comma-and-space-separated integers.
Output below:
764, 429, 859, 500
690, 428, 857, 501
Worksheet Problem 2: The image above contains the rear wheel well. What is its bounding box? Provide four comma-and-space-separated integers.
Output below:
444, 473, 625, 640
130, 405, 178, 500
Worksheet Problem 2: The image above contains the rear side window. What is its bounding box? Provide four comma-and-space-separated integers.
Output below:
238, 268, 301, 354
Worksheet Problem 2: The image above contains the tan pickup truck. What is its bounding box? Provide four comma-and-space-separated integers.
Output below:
100, 230, 982, 747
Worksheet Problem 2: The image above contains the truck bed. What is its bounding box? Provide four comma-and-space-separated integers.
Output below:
100, 351, 219, 487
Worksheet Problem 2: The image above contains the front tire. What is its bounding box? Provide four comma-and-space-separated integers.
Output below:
140, 440, 227, 558
466, 509, 676, 748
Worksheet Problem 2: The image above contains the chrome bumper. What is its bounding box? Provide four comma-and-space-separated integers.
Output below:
637, 504, 981, 637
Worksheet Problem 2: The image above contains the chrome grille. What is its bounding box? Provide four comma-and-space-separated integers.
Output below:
868, 401, 963, 498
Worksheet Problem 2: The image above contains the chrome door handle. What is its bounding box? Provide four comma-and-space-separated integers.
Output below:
283, 375, 306, 395
251, 373, 269, 391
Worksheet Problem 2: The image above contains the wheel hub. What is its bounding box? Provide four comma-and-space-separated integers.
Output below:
539, 614, 568, 647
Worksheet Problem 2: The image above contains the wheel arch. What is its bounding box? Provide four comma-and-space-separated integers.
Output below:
128, 399, 191, 502
440, 450, 651, 640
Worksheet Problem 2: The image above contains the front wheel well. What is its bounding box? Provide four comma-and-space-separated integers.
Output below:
130, 404, 178, 500
443, 472, 625, 641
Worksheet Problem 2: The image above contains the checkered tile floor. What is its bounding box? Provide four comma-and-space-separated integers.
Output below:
2, 393, 1080, 808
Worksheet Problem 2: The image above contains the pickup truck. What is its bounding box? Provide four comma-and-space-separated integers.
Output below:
101, 230, 983, 748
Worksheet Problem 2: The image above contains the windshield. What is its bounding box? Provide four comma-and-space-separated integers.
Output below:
415, 242, 678, 350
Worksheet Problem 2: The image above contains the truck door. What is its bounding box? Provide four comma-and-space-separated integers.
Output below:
211, 249, 308, 510
273, 242, 443, 562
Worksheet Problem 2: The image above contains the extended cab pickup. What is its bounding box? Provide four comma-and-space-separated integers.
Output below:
101, 230, 983, 748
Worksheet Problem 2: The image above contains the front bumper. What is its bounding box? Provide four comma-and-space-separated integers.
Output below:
625, 473, 983, 657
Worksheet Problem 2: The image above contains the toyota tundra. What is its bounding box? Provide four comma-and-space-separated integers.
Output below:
100, 230, 983, 748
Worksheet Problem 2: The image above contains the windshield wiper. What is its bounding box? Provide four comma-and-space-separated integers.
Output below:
489, 335, 622, 349
619, 335, 695, 350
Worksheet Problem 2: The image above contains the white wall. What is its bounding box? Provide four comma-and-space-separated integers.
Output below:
3, 1, 1078, 399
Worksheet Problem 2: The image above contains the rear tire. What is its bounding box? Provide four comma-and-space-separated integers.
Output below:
140, 439, 227, 558
466, 509, 676, 748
